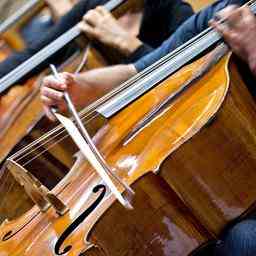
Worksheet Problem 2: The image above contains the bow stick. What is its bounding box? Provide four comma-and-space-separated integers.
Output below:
50, 65, 134, 209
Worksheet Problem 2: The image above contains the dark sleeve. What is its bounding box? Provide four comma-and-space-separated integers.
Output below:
133, 38, 174, 72
122, 43, 153, 64
134, 0, 247, 72
0, 0, 108, 79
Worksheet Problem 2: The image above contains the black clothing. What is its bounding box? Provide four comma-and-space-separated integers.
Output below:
0, 0, 194, 80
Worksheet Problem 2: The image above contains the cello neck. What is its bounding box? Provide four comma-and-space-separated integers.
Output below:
96, 0, 256, 118
0, 0, 127, 94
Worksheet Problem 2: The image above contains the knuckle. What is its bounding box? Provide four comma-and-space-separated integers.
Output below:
84, 11, 93, 20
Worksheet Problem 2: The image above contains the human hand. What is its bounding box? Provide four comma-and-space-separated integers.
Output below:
78, 6, 142, 56
210, 5, 256, 76
40, 72, 84, 120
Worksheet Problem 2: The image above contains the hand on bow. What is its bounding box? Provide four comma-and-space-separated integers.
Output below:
40, 65, 137, 120
40, 72, 95, 121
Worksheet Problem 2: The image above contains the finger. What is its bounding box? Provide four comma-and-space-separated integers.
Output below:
242, 5, 255, 18
41, 87, 64, 101
83, 9, 102, 27
241, 6, 256, 25
225, 7, 243, 29
214, 5, 238, 21
78, 22, 99, 39
43, 76, 67, 90
213, 19, 238, 45
214, 6, 242, 30
40, 95, 55, 107
62, 72, 75, 85
96, 6, 111, 17
42, 96, 66, 120
211, 19, 230, 35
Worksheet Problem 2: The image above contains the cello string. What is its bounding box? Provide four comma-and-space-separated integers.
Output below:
10, 28, 248, 163
20, 115, 97, 166
0, 0, 128, 94
9, 31, 244, 162
13, 27, 216, 161
16, 47, 92, 165
13, 0, 256, 163
13, 12, 230, 162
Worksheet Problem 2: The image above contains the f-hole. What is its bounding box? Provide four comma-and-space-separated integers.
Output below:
55, 184, 106, 255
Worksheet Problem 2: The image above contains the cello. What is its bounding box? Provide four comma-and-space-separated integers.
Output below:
0, 1, 256, 256
0, 0, 47, 70
0, 0, 142, 224
0, 0, 78, 51
0, 0, 45, 51
0, 0, 74, 76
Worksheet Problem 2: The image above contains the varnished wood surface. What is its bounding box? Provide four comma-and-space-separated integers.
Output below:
0, 48, 246, 255
1, 1, 254, 255
187, 0, 216, 11
0, 174, 210, 255
0, 49, 107, 224
160, 59, 256, 235
0, 0, 143, 224
90, 174, 210, 256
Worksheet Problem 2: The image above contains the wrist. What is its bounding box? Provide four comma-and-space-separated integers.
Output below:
118, 37, 143, 57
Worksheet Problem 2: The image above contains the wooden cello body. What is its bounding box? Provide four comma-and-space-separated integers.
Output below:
0, 0, 143, 224
1, 41, 256, 255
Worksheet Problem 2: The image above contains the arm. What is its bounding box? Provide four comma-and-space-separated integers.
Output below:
78, 6, 153, 61
0, 1, 153, 81
40, 64, 137, 120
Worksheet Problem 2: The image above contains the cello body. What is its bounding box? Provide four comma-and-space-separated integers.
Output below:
0, 0, 143, 223
0, 0, 46, 50
1, 44, 256, 255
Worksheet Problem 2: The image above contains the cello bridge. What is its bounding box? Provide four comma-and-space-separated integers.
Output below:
5, 159, 69, 216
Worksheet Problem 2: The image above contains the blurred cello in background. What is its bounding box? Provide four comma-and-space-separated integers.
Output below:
0, 0, 79, 51
0, 0, 46, 70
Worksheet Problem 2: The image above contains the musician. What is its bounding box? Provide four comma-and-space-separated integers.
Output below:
0, 0, 194, 79
41, 2, 256, 255
40, 0, 248, 118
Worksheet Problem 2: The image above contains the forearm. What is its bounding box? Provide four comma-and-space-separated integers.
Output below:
74, 64, 137, 108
